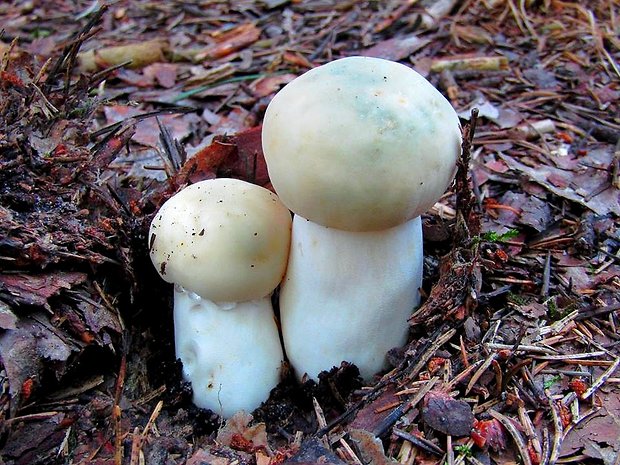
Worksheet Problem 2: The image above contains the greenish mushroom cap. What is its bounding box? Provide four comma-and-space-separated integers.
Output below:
262, 56, 462, 232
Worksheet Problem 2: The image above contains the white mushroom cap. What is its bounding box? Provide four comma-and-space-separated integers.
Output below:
262, 56, 462, 232
149, 178, 292, 302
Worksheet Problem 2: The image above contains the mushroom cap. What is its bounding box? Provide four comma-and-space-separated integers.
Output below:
149, 178, 292, 302
262, 56, 462, 232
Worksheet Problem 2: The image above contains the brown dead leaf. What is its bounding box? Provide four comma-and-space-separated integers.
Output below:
348, 384, 401, 433
186, 449, 232, 465
422, 390, 474, 437
250, 73, 297, 98
207, 106, 255, 136
0, 272, 87, 310
499, 149, 620, 216
0, 315, 74, 413
177, 126, 269, 187
561, 264, 620, 293
198, 23, 261, 60
0, 412, 69, 464
496, 191, 552, 232
178, 137, 231, 184
560, 389, 620, 461
216, 411, 270, 454
78, 38, 168, 72
0, 301, 19, 330
218, 126, 269, 186
143, 63, 178, 88
349, 429, 398, 465
517, 302, 547, 320
77, 295, 123, 336
360, 36, 430, 61
281, 438, 346, 465
103, 105, 194, 147
522, 67, 559, 90
459, 95, 524, 129
282, 51, 314, 69
115, 68, 155, 87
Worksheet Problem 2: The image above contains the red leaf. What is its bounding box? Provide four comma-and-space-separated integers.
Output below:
175, 126, 271, 188
471, 419, 507, 451
199, 23, 261, 60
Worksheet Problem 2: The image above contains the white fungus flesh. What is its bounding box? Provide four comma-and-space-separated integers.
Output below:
148, 178, 292, 416
262, 56, 462, 381
280, 215, 423, 380
173, 288, 284, 418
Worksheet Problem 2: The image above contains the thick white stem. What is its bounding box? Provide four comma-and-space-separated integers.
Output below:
173, 287, 284, 417
280, 215, 423, 381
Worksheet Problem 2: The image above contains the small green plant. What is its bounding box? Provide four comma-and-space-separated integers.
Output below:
31, 28, 52, 39
481, 229, 519, 243
546, 296, 573, 321
507, 292, 529, 306
543, 374, 562, 389
546, 297, 559, 320
454, 444, 473, 457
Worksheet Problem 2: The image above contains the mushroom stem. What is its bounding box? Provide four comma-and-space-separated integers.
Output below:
280, 215, 423, 381
174, 286, 284, 418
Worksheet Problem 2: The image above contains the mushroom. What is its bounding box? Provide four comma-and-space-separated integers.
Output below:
261, 56, 461, 381
148, 178, 292, 417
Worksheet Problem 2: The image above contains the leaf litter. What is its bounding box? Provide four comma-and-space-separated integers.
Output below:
0, 1, 619, 464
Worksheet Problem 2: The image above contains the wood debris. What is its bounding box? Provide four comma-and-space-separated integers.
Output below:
0, 1, 618, 464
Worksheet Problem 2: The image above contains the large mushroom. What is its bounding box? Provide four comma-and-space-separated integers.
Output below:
261, 56, 461, 381
148, 178, 292, 417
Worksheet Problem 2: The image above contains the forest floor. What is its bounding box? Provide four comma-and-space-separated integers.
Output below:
0, 1, 619, 465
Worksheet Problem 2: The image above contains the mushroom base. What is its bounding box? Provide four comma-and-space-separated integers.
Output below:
173, 288, 284, 417
280, 215, 423, 382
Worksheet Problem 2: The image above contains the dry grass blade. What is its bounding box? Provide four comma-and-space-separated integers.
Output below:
393, 428, 444, 456
581, 357, 620, 400
539, 311, 579, 337
338, 437, 363, 465
4, 411, 59, 424
540, 427, 551, 465
487, 410, 532, 465
518, 403, 542, 463
397, 376, 439, 405
445, 360, 484, 391
128, 427, 141, 465
546, 395, 564, 465
42, 5, 108, 94
313, 396, 332, 448
157, 116, 186, 174
1, 0, 619, 463
113, 404, 123, 465
446, 435, 454, 465
431, 55, 508, 72
533, 351, 607, 361
466, 353, 497, 394
486, 343, 557, 355
466, 456, 489, 465
404, 329, 457, 382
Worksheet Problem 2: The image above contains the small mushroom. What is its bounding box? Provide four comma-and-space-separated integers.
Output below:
149, 178, 292, 417
262, 56, 461, 381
